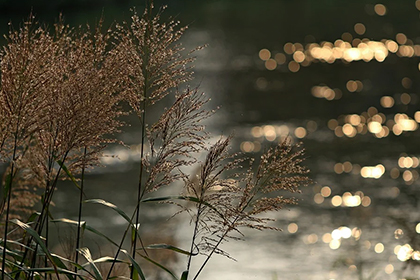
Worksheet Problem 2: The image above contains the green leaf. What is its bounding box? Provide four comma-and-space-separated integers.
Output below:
51, 218, 85, 227
138, 253, 178, 280
84, 199, 131, 224
180, 271, 188, 280
50, 254, 76, 280
10, 219, 59, 274
51, 218, 119, 247
144, 244, 196, 256
121, 250, 145, 280
55, 159, 81, 190
91, 256, 127, 264
78, 247, 103, 280
24, 267, 80, 277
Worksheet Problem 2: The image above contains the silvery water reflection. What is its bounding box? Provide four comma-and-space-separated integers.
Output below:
8, 0, 420, 279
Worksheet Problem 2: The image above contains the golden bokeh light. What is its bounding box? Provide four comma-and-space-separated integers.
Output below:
390, 168, 400, 179
374, 243, 384, 253
329, 239, 341, 250
354, 23, 366, 35
314, 193, 324, 204
293, 50, 305, 63
415, 111, 420, 123
385, 40, 398, 53
259, 48, 271, 61
343, 161, 353, 173
288, 61, 300, 72
361, 196, 371, 207
396, 244, 413, 261
396, 33, 407, 45
287, 223, 298, 234
416, 0, 420, 11
251, 126, 264, 138
342, 123, 357, 137
263, 125, 277, 141
331, 195, 342, 207
334, 163, 344, 174
349, 265, 357, 272
321, 186, 332, 197
240, 141, 254, 153
416, 223, 420, 234
274, 53, 286, 65
284, 42, 295, 54
394, 228, 404, 239
294, 127, 307, 138
349, 114, 361, 126
306, 120, 318, 132
384, 264, 394, 275
394, 113, 418, 132
255, 77, 268, 90
306, 234, 318, 244
340, 227, 352, 239
380, 96, 394, 108
342, 32, 353, 42
328, 119, 339, 130
342, 192, 361, 207
352, 228, 362, 240
253, 141, 261, 152
360, 164, 385, 179
374, 4, 387, 16
331, 229, 341, 240
368, 121, 382, 133
346, 80, 363, 92
322, 233, 332, 243
400, 93, 411, 105
402, 77, 412, 89
265, 58, 277, 70
311, 85, 341, 100
334, 126, 344, 137
403, 170, 413, 182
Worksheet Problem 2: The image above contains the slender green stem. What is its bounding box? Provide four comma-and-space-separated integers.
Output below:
1, 165, 15, 279
192, 230, 228, 280
193, 176, 261, 280
2, 119, 21, 280
186, 203, 203, 273
130, 4, 152, 278
24, 152, 69, 280
75, 146, 87, 273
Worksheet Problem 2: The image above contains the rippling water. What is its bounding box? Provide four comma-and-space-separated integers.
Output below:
3, 1, 420, 279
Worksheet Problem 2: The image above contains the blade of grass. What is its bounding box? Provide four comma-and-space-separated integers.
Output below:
144, 244, 196, 256
10, 219, 60, 278
121, 250, 145, 280
77, 247, 102, 280
51, 218, 119, 247
138, 253, 178, 280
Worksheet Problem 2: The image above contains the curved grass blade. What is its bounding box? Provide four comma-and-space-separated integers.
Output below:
78, 247, 102, 280
138, 253, 178, 280
24, 267, 81, 278
55, 159, 81, 190
180, 271, 188, 280
51, 218, 119, 247
144, 244, 196, 256
84, 199, 131, 223
10, 219, 59, 276
121, 250, 145, 280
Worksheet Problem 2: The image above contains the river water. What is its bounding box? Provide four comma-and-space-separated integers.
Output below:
3, 1, 420, 279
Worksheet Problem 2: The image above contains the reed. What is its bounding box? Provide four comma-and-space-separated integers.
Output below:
0, 2, 310, 280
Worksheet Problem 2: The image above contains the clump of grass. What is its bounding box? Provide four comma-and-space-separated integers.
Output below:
0, 2, 311, 280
